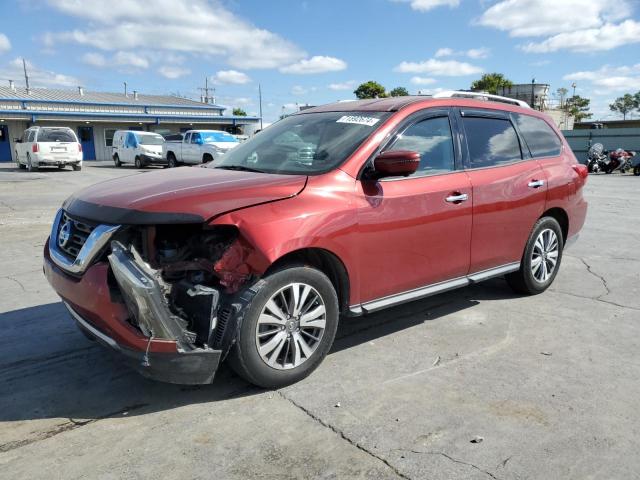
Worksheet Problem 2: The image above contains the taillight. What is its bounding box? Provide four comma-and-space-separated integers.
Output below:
78, 143, 83, 152
32, 143, 39, 153
572, 164, 588, 180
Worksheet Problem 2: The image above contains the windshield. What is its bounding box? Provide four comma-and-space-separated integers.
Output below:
37, 128, 76, 143
211, 111, 390, 175
137, 134, 164, 145
201, 131, 237, 143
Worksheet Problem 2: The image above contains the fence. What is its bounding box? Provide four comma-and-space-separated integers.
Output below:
562, 128, 640, 163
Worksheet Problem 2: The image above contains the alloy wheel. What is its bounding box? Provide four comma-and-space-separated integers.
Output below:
255, 282, 326, 370
531, 228, 559, 283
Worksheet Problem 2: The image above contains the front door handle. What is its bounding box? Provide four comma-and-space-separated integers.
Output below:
445, 193, 469, 203
528, 179, 545, 188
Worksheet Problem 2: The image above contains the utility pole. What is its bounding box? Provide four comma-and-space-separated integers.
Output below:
198, 77, 215, 104
22, 58, 30, 93
258, 83, 263, 130
531, 77, 535, 110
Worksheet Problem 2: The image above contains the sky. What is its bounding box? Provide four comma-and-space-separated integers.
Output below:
0, 0, 639, 123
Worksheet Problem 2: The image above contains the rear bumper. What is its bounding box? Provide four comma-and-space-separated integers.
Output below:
43, 240, 222, 384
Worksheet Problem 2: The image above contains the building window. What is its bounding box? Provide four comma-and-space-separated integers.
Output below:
105, 129, 116, 147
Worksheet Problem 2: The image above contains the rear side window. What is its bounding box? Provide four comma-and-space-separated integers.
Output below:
387, 116, 455, 177
27, 130, 36, 142
462, 117, 522, 168
514, 114, 562, 158
37, 128, 76, 142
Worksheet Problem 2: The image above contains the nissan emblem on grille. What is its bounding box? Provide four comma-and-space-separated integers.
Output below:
58, 221, 72, 248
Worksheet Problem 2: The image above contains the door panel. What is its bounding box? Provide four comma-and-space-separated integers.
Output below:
77, 126, 95, 160
356, 173, 472, 302
0, 125, 11, 162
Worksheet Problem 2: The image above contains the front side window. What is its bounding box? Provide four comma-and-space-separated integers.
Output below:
386, 116, 455, 177
126, 132, 137, 147
201, 131, 237, 143
463, 117, 522, 168
513, 113, 562, 158
191, 133, 201, 144
212, 111, 391, 175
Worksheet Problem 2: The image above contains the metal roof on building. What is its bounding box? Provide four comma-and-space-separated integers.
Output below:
0, 86, 225, 109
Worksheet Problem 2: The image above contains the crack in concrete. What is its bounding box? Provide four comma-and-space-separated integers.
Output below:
278, 391, 412, 480
576, 257, 611, 298
548, 289, 640, 312
0, 403, 149, 453
407, 449, 501, 480
5, 276, 26, 292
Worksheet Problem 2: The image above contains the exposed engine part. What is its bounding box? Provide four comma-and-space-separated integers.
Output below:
108, 240, 203, 349
171, 281, 219, 346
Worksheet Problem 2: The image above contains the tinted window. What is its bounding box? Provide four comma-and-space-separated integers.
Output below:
514, 114, 562, 158
463, 117, 522, 167
387, 116, 455, 177
184, 133, 191, 143
27, 130, 36, 142
37, 128, 76, 142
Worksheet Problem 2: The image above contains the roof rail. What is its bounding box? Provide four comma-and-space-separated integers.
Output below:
432, 90, 531, 109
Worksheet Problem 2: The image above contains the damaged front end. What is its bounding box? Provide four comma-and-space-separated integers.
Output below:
46, 208, 259, 384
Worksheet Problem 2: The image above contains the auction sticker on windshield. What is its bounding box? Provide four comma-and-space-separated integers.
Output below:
336, 115, 380, 127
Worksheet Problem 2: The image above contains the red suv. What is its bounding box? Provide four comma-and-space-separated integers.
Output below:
44, 92, 588, 387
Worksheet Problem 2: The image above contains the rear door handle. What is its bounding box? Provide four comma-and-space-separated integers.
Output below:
528, 179, 545, 188
445, 193, 469, 203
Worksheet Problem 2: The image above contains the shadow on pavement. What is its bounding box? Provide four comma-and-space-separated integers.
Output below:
0, 278, 517, 424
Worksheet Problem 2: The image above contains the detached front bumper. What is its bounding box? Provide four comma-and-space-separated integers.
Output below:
43, 239, 223, 384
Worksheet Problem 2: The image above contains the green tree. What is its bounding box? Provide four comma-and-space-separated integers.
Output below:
354, 81, 387, 99
389, 86, 409, 97
470, 73, 513, 94
609, 93, 638, 120
566, 95, 593, 123
232, 108, 247, 116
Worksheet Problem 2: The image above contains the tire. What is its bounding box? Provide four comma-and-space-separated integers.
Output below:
134, 156, 143, 169
203, 154, 213, 164
167, 153, 178, 168
229, 266, 339, 388
26, 154, 37, 172
114, 155, 122, 167
634, 166, 640, 176
72, 164, 82, 171
506, 217, 564, 295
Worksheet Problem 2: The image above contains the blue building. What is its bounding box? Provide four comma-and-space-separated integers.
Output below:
0, 84, 260, 162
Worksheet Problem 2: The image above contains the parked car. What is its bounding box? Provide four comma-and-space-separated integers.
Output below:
112, 130, 165, 168
162, 129, 239, 167
15, 126, 82, 171
44, 92, 588, 388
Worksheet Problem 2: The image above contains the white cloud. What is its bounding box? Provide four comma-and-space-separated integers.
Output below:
0, 33, 11, 53
563, 64, 640, 94
82, 52, 107, 67
410, 76, 437, 85
328, 80, 357, 91
43, 0, 305, 69
158, 65, 190, 79
212, 69, 251, 84
478, 0, 638, 53
280, 55, 347, 74
113, 51, 149, 69
522, 20, 640, 53
394, 58, 483, 76
435, 47, 490, 59
394, 0, 460, 12
291, 85, 308, 95
0, 57, 79, 87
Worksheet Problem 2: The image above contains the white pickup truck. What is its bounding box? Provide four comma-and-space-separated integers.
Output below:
162, 130, 240, 167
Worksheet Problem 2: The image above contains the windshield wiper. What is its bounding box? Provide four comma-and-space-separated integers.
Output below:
215, 165, 266, 173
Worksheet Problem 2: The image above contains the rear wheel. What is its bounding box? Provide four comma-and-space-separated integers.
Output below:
72, 164, 82, 171
203, 153, 213, 164
134, 156, 143, 169
167, 153, 178, 168
506, 217, 563, 295
229, 266, 339, 388
113, 154, 122, 167
16, 153, 25, 170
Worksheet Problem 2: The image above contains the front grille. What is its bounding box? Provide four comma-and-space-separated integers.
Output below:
56, 211, 97, 259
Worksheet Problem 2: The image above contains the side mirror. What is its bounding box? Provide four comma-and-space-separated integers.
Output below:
371, 150, 420, 179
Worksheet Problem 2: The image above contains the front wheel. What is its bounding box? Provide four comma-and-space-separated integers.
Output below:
114, 155, 122, 167
506, 217, 564, 295
229, 266, 339, 388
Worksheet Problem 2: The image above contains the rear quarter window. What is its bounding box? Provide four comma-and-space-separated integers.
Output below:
514, 113, 562, 158
462, 116, 522, 168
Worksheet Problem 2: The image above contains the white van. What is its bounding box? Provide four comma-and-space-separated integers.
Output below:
112, 130, 166, 168
15, 126, 83, 171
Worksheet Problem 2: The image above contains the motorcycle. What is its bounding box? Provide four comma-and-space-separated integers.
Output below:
586, 143, 607, 173
605, 148, 636, 174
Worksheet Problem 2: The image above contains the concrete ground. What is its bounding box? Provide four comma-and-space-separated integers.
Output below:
0, 162, 638, 480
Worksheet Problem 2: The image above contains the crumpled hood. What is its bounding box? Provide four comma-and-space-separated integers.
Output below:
63, 166, 307, 225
